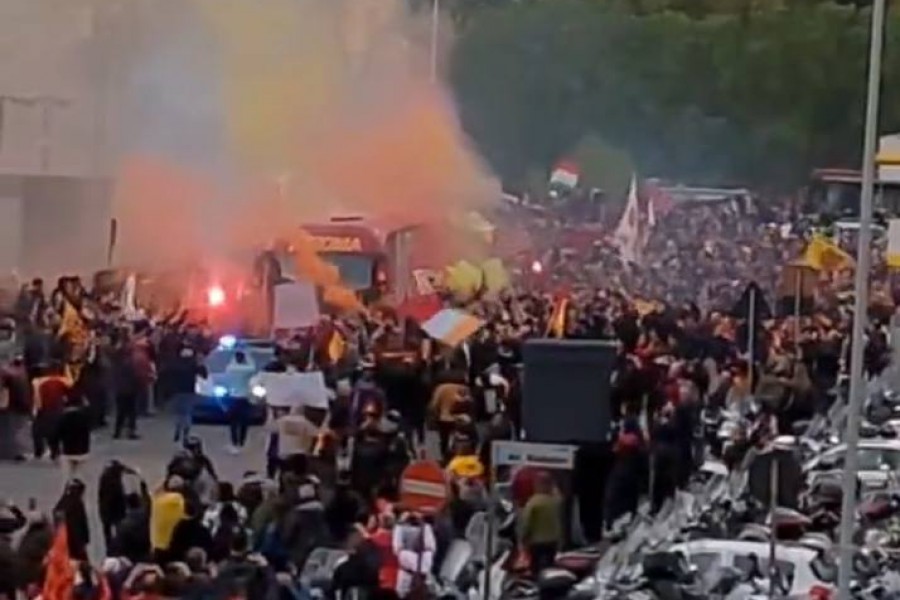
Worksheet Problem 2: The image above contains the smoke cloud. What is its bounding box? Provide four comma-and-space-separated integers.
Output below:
110, 0, 499, 271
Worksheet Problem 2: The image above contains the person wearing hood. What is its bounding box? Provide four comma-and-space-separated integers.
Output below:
54, 478, 90, 560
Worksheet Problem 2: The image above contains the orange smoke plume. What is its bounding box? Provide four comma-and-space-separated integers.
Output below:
112, 157, 218, 267
283, 229, 365, 313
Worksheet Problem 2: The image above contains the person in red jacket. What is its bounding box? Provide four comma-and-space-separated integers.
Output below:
370, 513, 399, 592
31, 362, 72, 460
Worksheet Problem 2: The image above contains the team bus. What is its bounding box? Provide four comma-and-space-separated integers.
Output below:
802, 168, 900, 220
253, 216, 421, 307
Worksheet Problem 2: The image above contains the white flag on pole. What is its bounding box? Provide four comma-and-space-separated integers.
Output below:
614, 175, 642, 265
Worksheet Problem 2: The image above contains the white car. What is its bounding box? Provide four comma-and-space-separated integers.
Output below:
669, 539, 835, 598
803, 439, 900, 490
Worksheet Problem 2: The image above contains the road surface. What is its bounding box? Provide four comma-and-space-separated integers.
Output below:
0, 413, 269, 560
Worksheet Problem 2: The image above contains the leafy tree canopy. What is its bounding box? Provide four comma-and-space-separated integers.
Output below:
449, 0, 900, 190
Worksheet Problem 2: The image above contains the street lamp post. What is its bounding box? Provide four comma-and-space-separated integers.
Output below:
430, 0, 440, 82
838, 1, 887, 599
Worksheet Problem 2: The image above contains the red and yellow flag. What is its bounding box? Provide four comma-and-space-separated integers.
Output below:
43, 526, 74, 600
545, 296, 569, 338
327, 329, 346, 364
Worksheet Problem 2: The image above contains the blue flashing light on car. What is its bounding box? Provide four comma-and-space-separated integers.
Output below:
213, 385, 228, 398
218, 335, 237, 350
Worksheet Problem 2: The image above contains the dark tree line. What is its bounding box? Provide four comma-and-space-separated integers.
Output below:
445, 0, 900, 190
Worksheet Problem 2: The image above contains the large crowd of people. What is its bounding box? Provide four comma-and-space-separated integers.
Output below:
0, 188, 893, 599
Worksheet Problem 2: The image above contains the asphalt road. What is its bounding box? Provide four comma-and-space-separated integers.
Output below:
0, 411, 442, 561
0, 413, 269, 560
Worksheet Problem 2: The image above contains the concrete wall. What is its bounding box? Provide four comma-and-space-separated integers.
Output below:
0, 1, 115, 276
0, 0, 103, 178
0, 175, 111, 278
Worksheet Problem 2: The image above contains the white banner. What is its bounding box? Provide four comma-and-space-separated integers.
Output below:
272, 281, 319, 331
255, 371, 329, 409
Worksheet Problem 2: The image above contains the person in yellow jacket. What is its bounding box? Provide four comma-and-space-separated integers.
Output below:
150, 475, 187, 563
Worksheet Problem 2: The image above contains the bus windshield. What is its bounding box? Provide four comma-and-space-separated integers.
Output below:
804, 174, 900, 217
320, 253, 375, 290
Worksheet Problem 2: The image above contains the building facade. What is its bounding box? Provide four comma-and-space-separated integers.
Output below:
0, 0, 116, 277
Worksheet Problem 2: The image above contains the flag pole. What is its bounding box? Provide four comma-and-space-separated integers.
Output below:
793, 268, 802, 348
838, 1, 885, 599
747, 285, 756, 389
430, 0, 440, 83
768, 456, 780, 598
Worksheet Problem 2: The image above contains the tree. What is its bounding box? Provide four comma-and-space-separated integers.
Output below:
568, 134, 635, 198
450, 0, 889, 190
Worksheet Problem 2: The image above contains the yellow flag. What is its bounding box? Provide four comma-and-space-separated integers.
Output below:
58, 300, 86, 342
546, 297, 568, 338
445, 261, 483, 300
802, 235, 854, 272
328, 330, 346, 363
481, 258, 510, 295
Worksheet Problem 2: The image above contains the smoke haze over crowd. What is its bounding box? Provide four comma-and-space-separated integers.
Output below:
110, 0, 499, 268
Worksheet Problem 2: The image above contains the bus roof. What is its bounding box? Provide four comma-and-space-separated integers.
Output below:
811, 168, 862, 183
811, 168, 900, 186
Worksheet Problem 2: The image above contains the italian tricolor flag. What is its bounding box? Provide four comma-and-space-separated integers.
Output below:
549, 160, 580, 189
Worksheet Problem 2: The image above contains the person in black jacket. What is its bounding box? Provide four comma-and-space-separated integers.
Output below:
109, 491, 151, 563
59, 394, 93, 482
98, 460, 142, 553
216, 529, 277, 600
167, 500, 213, 563
0, 503, 26, 600
170, 346, 206, 443
54, 479, 90, 560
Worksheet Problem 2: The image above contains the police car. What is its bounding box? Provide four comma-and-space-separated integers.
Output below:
193, 335, 275, 423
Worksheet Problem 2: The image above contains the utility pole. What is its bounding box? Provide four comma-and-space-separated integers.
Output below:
837, 1, 886, 599
430, 0, 440, 82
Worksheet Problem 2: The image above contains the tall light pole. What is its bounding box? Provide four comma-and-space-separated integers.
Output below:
430, 0, 440, 82
838, 1, 886, 599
